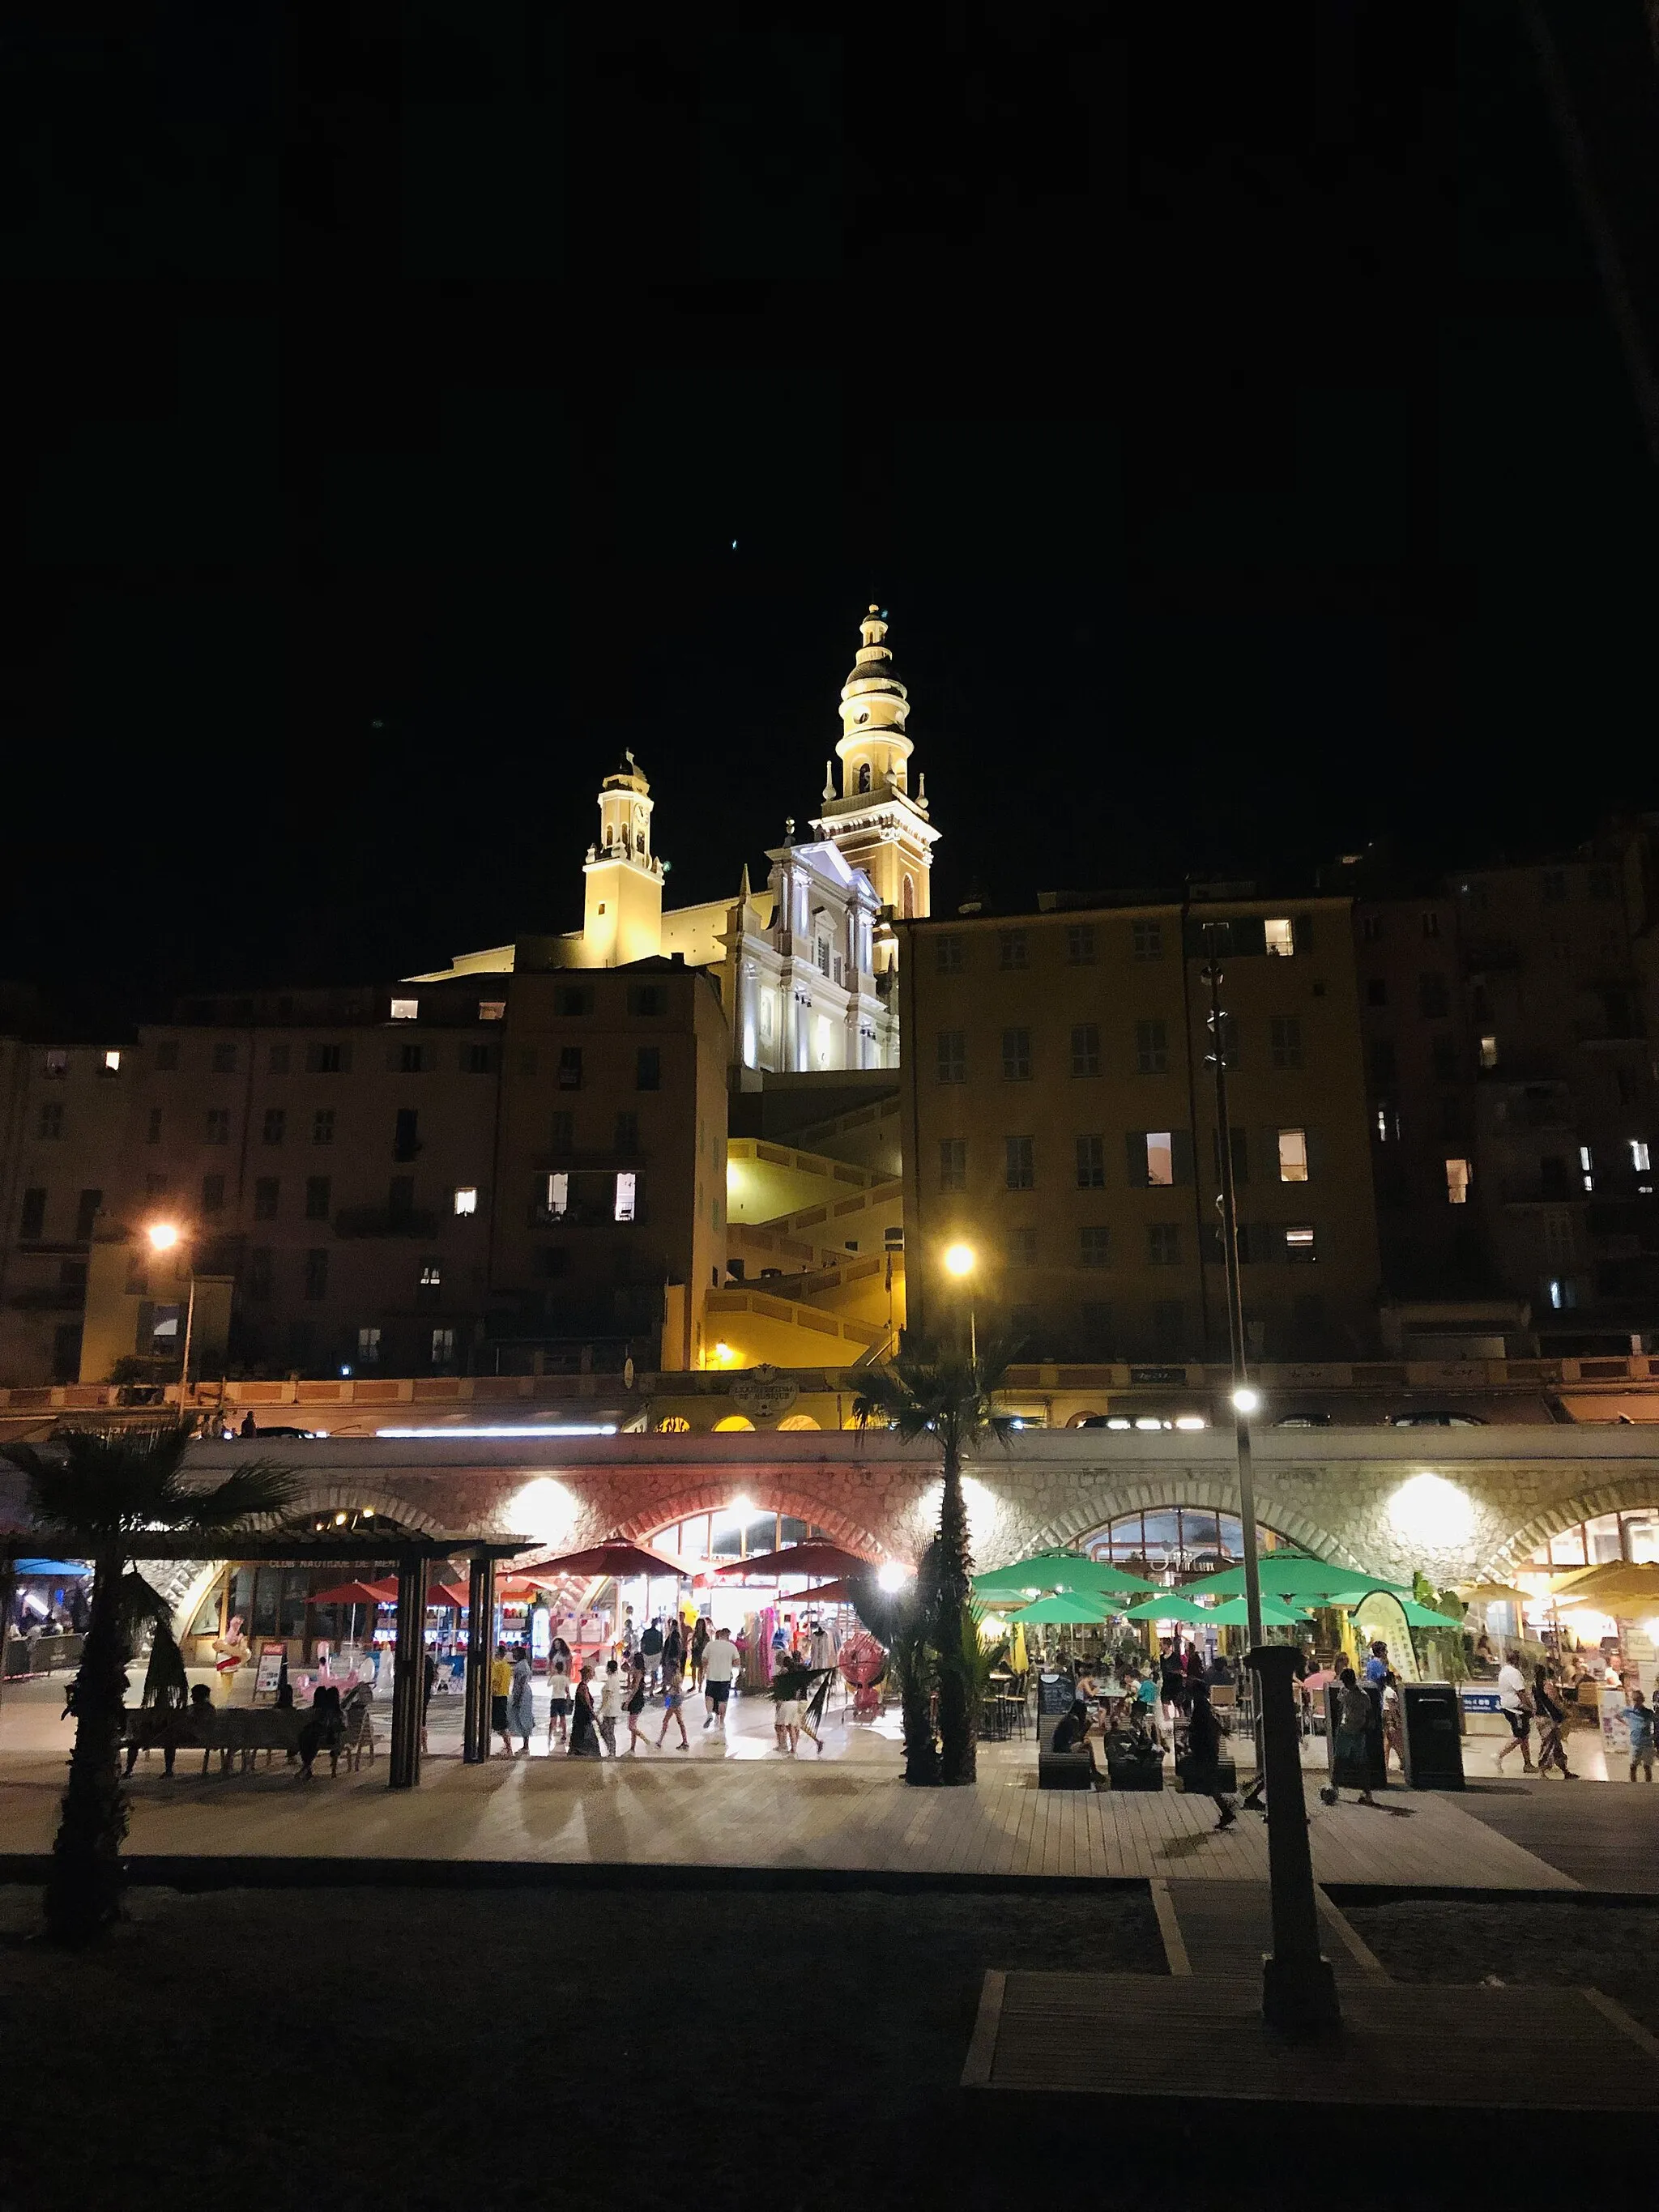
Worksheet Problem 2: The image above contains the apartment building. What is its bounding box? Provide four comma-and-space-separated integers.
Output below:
898, 891, 1382, 1364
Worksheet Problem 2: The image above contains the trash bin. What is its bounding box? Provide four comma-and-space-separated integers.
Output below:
1401, 1680, 1465, 1790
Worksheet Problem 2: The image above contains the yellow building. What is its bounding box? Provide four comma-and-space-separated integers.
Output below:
898, 893, 1383, 1364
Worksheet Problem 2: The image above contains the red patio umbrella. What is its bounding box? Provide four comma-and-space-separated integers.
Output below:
769, 1577, 857, 1605
714, 1541, 872, 1582
309, 1578, 399, 1607
530, 1541, 692, 1582
424, 1583, 470, 1610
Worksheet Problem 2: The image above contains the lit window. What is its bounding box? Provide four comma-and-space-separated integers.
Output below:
1285, 1225, 1317, 1261
420, 1261, 441, 1287
479, 1000, 505, 1021
1445, 1157, 1472, 1204
1277, 1128, 1308, 1183
1264, 917, 1294, 957
390, 998, 420, 1021
546, 1171, 569, 1220
102, 1049, 122, 1075
614, 1170, 637, 1222
1145, 1132, 1174, 1187
1580, 1144, 1595, 1193
1629, 1138, 1651, 1172
1479, 1034, 1499, 1068
1375, 1106, 1392, 1142
453, 1186, 478, 1216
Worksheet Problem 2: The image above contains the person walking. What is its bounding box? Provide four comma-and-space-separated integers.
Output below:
569, 1663, 602, 1758
1180, 1678, 1236, 1830
1496, 1649, 1535, 1773
662, 1617, 684, 1688
771, 1651, 811, 1755
509, 1647, 535, 1757
656, 1643, 690, 1750
1380, 1670, 1405, 1775
639, 1616, 663, 1691
701, 1622, 738, 1732
624, 1653, 648, 1754
546, 1650, 574, 1749
597, 1658, 624, 1756
690, 1613, 710, 1693
1331, 1667, 1379, 1807
1623, 1687, 1656, 1782
490, 1643, 516, 1758
420, 1648, 438, 1756
1532, 1664, 1576, 1779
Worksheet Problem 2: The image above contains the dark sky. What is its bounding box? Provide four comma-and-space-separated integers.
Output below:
6, 3, 1657, 1025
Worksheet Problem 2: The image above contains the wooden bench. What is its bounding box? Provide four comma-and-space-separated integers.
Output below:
1038, 1749, 1094, 1792
121, 1698, 374, 1776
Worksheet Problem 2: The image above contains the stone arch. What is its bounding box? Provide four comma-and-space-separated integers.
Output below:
1491, 1473, 1659, 1574
1019, 1467, 1364, 1575
611, 1476, 889, 1562
163, 1483, 446, 1640
777, 1414, 821, 1431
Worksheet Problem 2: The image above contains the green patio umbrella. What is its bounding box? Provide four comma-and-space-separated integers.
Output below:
1346, 1593, 1464, 1630
1003, 1592, 1119, 1626
1120, 1592, 1220, 1623
1192, 1595, 1307, 1628
973, 1552, 1157, 1599
1173, 1557, 1410, 1605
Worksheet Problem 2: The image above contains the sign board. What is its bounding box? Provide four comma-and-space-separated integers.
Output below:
1128, 1365, 1189, 1386
1459, 1687, 1502, 1714
730, 1363, 799, 1426
252, 1642, 286, 1702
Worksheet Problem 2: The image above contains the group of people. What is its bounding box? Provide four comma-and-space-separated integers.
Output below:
1495, 1647, 1655, 1781
1049, 1648, 1237, 1827
484, 1620, 752, 1758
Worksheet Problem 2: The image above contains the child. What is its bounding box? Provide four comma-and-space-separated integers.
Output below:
546, 1651, 574, 1748
596, 1658, 624, 1757
1623, 1687, 1655, 1782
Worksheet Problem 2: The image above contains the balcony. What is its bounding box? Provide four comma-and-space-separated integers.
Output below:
529, 1200, 650, 1230
334, 1207, 439, 1239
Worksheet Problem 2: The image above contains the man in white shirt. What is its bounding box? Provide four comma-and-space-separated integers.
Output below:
702, 1625, 738, 1731
1495, 1650, 1535, 1771
807, 1620, 837, 1671
595, 1659, 625, 1757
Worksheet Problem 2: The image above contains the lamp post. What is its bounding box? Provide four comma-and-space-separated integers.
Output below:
943, 1241, 977, 1364
1201, 939, 1339, 2037
147, 1221, 198, 1422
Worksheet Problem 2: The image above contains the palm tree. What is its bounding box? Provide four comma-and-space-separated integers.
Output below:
855, 1347, 1010, 1785
3, 1426, 294, 1945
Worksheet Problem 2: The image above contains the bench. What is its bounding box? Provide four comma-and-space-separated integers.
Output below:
121, 1698, 375, 1776
1038, 1749, 1095, 1792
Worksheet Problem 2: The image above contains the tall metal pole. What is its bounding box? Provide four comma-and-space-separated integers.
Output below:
463, 1552, 494, 1763
1202, 937, 1337, 2036
179, 1269, 198, 1426
389, 1554, 429, 1788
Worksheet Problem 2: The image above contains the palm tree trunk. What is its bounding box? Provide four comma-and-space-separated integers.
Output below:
45, 1549, 130, 1945
933, 1442, 978, 1786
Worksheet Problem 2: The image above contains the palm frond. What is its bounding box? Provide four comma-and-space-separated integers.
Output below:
168, 1460, 297, 1532
5, 1429, 294, 1545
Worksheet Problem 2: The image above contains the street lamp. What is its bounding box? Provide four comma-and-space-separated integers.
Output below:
943, 1241, 978, 1364
147, 1221, 197, 1420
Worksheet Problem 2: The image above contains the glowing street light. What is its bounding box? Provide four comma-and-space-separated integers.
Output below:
147, 1221, 181, 1252
1231, 1385, 1261, 1417
876, 1561, 911, 1594
942, 1242, 979, 1364
147, 1221, 197, 1419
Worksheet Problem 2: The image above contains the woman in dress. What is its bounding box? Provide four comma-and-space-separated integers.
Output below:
656, 1641, 690, 1750
545, 1649, 574, 1748
624, 1652, 648, 1754
508, 1647, 535, 1757
1380, 1670, 1406, 1775
1532, 1663, 1576, 1779
690, 1613, 711, 1694
569, 1663, 602, 1758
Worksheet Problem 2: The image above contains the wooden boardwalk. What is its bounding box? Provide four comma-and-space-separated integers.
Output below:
0, 1748, 1580, 1890
1452, 1776, 1659, 1893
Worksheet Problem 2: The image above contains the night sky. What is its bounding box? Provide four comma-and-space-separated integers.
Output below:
6, 4, 1656, 1029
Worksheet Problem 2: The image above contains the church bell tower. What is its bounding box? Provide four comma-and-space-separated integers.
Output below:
582, 752, 666, 965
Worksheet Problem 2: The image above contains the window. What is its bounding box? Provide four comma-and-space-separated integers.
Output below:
390, 998, 420, 1021
1366, 978, 1388, 1008
394, 1107, 420, 1161
1071, 1023, 1101, 1077
267, 1043, 290, 1074
304, 1249, 330, 1301
262, 1107, 285, 1146
557, 1046, 583, 1090
938, 1140, 966, 1191
1135, 1020, 1168, 1075
1479, 1034, 1499, 1069
614, 1170, 638, 1222
555, 985, 593, 1016
1418, 974, 1450, 1019
1001, 1027, 1032, 1080
1270, 1016, 1303, 1069
431, 1327, 457, 1369
479, 999, 506, 1021
549, 1110, 574, 1153
463, 1043, 494, 1074
1286, 1225, 1318, 1262
1080, 1225, 1111, 1269
204, 1042, 234, 1076
200, 1174, 225, 1215
19, 1188, 46, 1239
1066, 923, 1096, 965
1148, 1222, 1180, 1267
545, 1171, 569, 1221
936, 1029, 966, 1083
398, 1042, 424, 1074
254, 1176, 279, 1220
1264, 917, 1294, 957
628, 985, 667, 1017
615, 1111, 638, 1153
1004, 1136, 1035, 1190
1446, 1157, 1472, 1204
72, 1188, 101, 1239
998, 930, 1028, 971
147, 1108, 162, 1144
203, 1107, 229, 1144
101, 1049, 121, 1077
419, 1259, 442, 1289
1422, 910, 1441, 939
1631, 1139, 1653, 1174
1541, 868, 1566, 904
155, 1042, 179, 1071
312, 1108, 335, 1145
306, 1043, 346, 1074
1009, 1226, 1038, 1267
43, 1049, 68, 1079
1277, 1128, 1308, 1183
814, 936, 830, 977
1430, 1036, 1459, 1085
247, 1247, 272, 1301
636, 1045, 661, 1091
1143, 1132, 1175, 1187
1131, 920, 1162, 961
356, 1326, 382, 1367
1580, 1144, 1595, 1193
1361, 914, 1383, 943
37, 1102, 63, 1140
1068, 1134, 1103, 1190
935, 934, 963, 974
305, 1175, 331, 1220
453, 1186, 478, 1216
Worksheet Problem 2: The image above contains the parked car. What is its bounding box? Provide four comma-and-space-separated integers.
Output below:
1384, 1411, 1486, 1428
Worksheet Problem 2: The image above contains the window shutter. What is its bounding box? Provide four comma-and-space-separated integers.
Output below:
1171, 1129, 1195, 1186
1306, 1127, 1326, 1181
1230, 1127, 1248, 1186
1294, 913, 1315, 954
1124, 1131, 1149, 1188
